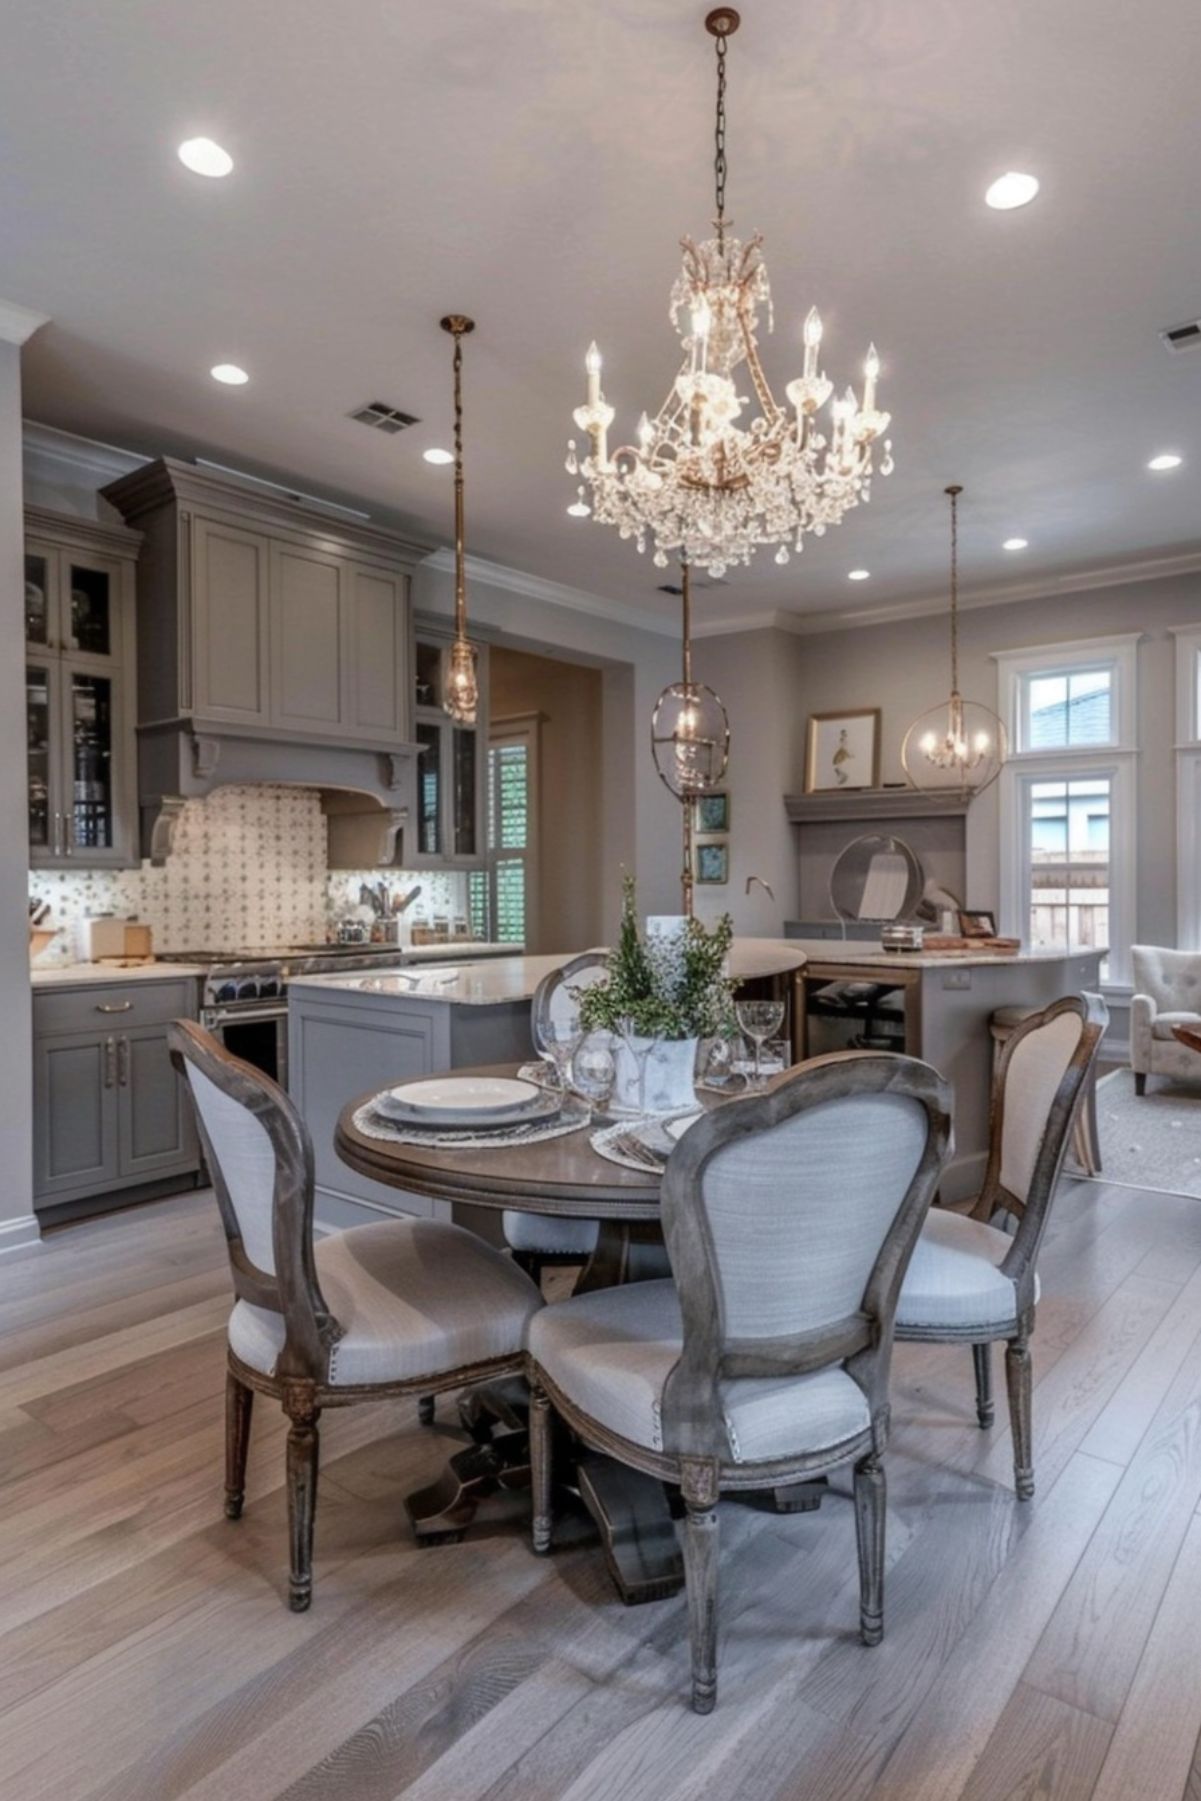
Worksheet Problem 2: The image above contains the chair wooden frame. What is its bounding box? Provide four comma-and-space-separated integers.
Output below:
168, 1020, 531, 1610
896, 992, 1108, 1500
526, 1050, 952, 1713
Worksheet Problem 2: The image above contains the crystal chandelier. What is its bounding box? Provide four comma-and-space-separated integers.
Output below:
567, 7, 893, 578
901, 486, 1007, 801
651, 561, 731, 914
440, 314, 479, 725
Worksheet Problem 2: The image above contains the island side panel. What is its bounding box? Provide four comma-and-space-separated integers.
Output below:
919, 951, 1103, 1201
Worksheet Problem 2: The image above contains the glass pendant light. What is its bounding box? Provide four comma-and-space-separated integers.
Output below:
651, 561, 730, 914
901, 485, 1007, 801
441, 314, 479, 725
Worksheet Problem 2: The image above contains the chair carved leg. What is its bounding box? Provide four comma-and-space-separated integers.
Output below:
972, 1343, 995, 1429
417, 1394, 436, 1426
1135, 1072, 1147, 1097
1006, 1331, 1034, 1500
682, 1498, 720, 1713
530, 1383, 554, 1555
853, 1452, 886, 1647
284, 1385, 321, 1611
224, 1369, 254, 1519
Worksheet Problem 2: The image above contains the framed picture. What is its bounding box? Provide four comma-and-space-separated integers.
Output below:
958, 909, 997, 939
692, 790, 730, 834
804, 708, 881, 794
694, 841, 729, 885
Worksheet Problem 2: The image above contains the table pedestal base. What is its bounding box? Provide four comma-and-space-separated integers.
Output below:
576, 1455, 684, 1604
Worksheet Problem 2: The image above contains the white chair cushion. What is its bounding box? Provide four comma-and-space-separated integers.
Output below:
527, 1280, 871, 1464
502, 1209, 600, 1258
228, 1218, 543, 1385
1151, 1010, 1201, 1041
896, 1208, 1037, 1334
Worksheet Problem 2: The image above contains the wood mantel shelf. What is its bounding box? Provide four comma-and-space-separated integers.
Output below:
784, 788, 970, 824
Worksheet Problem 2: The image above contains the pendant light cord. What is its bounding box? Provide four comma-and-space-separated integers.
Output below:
946, 483, 963, 694
452, 327, 466, 639
714, 25, 728, 242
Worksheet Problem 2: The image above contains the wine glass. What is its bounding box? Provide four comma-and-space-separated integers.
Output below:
735, 1000, 785, 1091
538, 1018, 583, 1097
573, 1036, 616, 1122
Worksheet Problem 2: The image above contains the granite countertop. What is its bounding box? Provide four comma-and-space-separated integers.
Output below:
785, 937, 1106, 970
31, 962, 207, 988
289, 939, 810, 1008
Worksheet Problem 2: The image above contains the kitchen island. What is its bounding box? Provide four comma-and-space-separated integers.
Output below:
288, 941, 807, 1231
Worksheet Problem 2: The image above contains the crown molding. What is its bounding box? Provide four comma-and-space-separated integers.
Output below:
697, 547, 1201, 638
23, 420, 148, 489
0, 300, 49, 347
420, 546, 678, 638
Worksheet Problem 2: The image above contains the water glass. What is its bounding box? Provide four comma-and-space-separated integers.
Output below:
573, 1036, 616, 1120
735, 999, 786, 1090
538, 1019, 582, 1096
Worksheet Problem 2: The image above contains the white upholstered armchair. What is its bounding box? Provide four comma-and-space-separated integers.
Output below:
1131, 945, 1201, 1092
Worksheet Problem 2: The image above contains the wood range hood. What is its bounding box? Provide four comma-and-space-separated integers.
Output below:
102, 458, 431, 868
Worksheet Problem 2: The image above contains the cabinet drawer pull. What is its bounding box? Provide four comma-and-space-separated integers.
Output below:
95, 1000, 134, 1014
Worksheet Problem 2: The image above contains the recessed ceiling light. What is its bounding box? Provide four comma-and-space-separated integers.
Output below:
1003, 537, 1028, 551
567, 501, 591, 518
1148, 452, 1183, 471
210, 363, 249, 385
178, 137, 233, 178
848, 568, 870, 581
985, 171, 1040, 211
422, 447, 454, 465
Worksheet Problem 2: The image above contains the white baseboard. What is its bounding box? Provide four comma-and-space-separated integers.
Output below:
0, 1213, 43, 1259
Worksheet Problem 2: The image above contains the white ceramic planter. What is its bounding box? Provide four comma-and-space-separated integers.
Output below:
613, 1035, 699, 1114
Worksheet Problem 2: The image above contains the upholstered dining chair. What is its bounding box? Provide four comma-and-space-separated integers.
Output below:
526, 1051, 952, 1713
168, 1020, 543, 1611
502, 950, 611, 1282
895, 992, 1108, 1500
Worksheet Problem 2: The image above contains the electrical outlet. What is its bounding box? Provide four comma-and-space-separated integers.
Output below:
942, 968, 972, 991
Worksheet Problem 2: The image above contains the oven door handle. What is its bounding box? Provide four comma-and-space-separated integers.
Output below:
202, 1004, 288, 1028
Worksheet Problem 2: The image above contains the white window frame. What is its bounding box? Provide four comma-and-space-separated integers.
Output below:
485, 712, 541, 951
993, 634, 1141, 986
1172, 625, 1201, 950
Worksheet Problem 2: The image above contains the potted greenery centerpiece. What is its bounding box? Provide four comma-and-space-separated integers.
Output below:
577, 874, 737, 1112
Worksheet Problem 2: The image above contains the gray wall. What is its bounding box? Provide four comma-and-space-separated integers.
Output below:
489, 645, 605, 953
1, 344, 37, 1251
413, 560, 683, 925
694, 573, 1201, 949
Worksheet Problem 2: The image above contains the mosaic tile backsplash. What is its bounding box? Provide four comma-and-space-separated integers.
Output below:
28, 785, 466, 964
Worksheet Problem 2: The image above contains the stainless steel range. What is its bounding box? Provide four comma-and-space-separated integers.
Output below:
158, 944, 412, 1085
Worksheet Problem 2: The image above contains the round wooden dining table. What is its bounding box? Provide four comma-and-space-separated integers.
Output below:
335, 1064, 727, 1603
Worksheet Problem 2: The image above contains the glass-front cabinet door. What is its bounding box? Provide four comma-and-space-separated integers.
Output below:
407, 630, 487, 868
24, 512, 137, 867
27, 660, 56, 856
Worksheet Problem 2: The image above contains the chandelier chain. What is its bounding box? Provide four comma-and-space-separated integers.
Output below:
713, 26, 728, 239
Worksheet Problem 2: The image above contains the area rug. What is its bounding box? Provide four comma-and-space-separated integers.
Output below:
1094, 1067, 1201, 1198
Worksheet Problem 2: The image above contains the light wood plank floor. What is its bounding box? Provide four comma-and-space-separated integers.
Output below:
4, 1178, 1201, 1800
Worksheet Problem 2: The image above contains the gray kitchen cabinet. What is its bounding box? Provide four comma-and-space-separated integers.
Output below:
269, 538, 344, 735
32, 978, 200, 1216
25, 509, 140, 868
118, 1022, 197, 1180
191, 515, 271, 726
32, 1029, 120, 1200
104, 460, 423, 753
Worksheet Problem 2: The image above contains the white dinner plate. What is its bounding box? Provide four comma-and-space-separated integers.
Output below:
375, 1075, 551, 1128
664, 1112, 703, 1144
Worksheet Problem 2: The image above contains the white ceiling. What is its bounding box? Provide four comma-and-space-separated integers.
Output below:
3, 0, 1200, 630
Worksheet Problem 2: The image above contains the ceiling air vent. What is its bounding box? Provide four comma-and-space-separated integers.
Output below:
1161, 318, 1201, 354
349, 401, 420, 433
